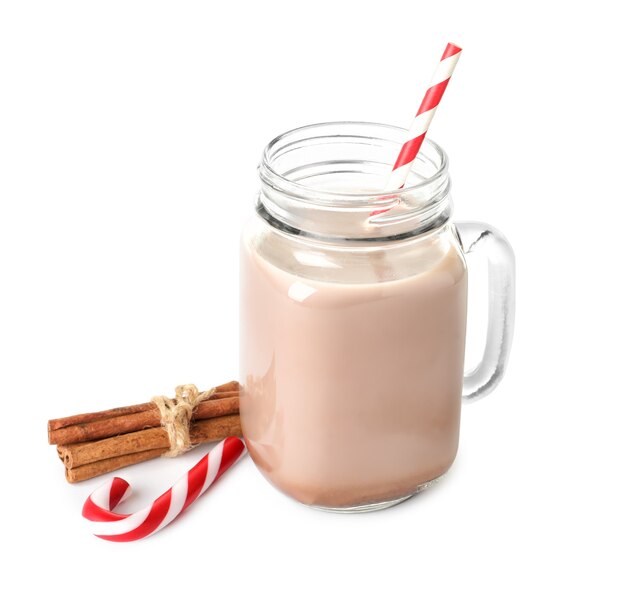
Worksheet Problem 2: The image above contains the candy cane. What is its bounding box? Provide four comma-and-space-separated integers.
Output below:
82, 436, 246, 542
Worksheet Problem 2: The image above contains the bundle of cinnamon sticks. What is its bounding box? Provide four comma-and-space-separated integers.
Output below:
48, 381, 242, 483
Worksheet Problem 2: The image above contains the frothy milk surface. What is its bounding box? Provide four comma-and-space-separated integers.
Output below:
240, 222, 468, 508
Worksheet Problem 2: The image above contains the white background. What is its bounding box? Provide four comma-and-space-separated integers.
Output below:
1, 1, 625, 593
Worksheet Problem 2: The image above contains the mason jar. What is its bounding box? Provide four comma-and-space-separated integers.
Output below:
240, 122, 515, 511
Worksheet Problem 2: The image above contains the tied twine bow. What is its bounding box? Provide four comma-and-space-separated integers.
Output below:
151, 384, 215, 457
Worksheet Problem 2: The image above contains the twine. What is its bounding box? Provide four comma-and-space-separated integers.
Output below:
151, 384, 215, 457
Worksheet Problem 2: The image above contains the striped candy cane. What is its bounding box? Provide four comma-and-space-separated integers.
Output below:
371, 42, 462, 217
82, 436, 246, 542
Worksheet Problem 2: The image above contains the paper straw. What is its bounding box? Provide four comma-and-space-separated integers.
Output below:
371, 42, 462, 216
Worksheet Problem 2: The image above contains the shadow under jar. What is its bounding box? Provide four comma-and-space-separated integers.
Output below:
240, 122, 515, 512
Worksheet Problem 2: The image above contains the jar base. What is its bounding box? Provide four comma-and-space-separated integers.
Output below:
308, 474, 443, 514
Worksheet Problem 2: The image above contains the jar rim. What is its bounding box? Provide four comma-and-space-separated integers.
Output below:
260, 121, 449, 203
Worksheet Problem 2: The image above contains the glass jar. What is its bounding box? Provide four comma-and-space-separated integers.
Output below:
240, 122, 515, 512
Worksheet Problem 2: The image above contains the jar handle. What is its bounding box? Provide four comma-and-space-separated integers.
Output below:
455, 222, 516, 402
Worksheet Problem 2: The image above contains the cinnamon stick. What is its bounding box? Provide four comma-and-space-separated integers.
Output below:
48, 381, 239, 433
212, 380, 239, 394
48, 390, 239, 445
60, 413, 241, 468
65, 449, 169, 483
63, 414, 242, 483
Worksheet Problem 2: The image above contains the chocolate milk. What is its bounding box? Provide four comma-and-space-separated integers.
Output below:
240, 224, 468, 508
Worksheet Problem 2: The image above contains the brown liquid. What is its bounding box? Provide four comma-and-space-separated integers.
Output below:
240, 227, 467, 508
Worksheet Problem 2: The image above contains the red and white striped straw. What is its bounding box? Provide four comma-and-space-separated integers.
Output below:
384, 42, 462, 193
82, 436, 246, 542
